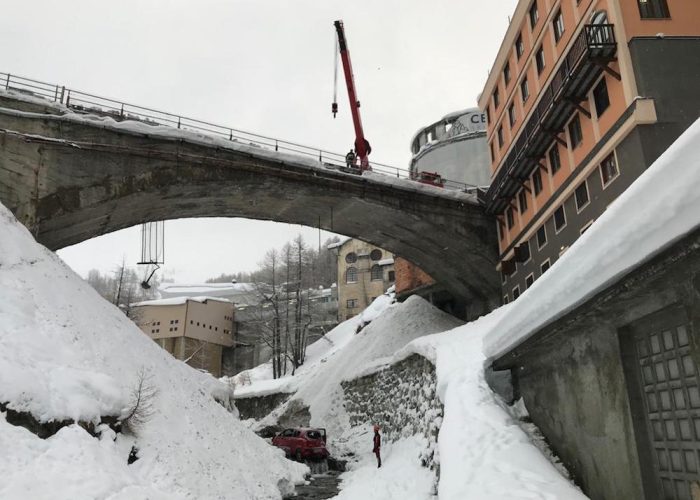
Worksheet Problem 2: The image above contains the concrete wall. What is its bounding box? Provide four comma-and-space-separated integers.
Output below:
493, 229, 700, 500
341, 354, 442, 472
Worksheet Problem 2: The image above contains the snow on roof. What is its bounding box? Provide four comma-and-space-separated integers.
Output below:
160, 282, 256, 294
377, 257, 394, 266
131, 296, 232, 307
484, 118, 700, 360
326, 236, 351, 250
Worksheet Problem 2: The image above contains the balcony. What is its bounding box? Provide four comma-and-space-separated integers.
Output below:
484, 24, 618, 215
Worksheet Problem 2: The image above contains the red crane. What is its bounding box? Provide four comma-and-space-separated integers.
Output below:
332, 20, 372, 171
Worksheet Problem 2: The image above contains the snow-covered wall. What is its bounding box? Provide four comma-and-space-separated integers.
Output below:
341, 354, 442, 474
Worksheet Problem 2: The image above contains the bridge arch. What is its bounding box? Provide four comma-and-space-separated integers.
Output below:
0, 96, 500, 318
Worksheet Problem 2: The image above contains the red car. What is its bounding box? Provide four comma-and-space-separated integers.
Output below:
272, 428, 329, 461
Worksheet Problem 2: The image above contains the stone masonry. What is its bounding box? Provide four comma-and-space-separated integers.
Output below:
341, 354, 442, 473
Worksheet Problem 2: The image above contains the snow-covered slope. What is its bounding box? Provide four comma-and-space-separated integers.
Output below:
0, 202, 306, 499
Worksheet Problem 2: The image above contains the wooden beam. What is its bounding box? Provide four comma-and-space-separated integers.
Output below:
553, 134, 567, 147
518, 179, 532, 193
538, 162, 549, 173
594, 59, 622, 81
567, 98, 592, 119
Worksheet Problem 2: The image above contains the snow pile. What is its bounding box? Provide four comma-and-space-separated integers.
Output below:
0, 202, 305, 499
300, 296, 462, 438
402, 311, 587, 500
484, 118, 700, 359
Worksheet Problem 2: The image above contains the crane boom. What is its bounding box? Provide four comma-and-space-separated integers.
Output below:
333, 20, 371, 171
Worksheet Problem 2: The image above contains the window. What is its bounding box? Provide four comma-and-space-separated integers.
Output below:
537, 225, 547, 249
347, 299, 358, 308
532, 169, 543, 195
370, 265, 383, 281
568, 114, 583, 148
501, 269, 507, 284
174, 319, 179, 324
541, 259, 551, 274
489, 142, 494, 162
515, 34, 524, 59
503, 295, 510, 305
508, 103, 516, 127
503, 63, 511, 85
497, 125, 504, 148
515, 240, 531, 263
529, 2, 539, 28
575, 181, 590, 211
521, 78, 530, 102
388, 271, 395, 281
549, 145, 561, 174
345, 252, 357, 264
493, 88, 500, 109
525, 274, 535, 289
518, 189, 528, 213
486, 106, 490, 126
593, 78, 610, 117
637, 0, 670, 19
190, 320, 193, 324
600, 152, 619, 186
553, 10, 565, 42
507, 207, 515, 229
513, 286, 521, 300
345, 267, 358, 283
554, 205, 567, 232
498, 221, 505, 241
535, 46, 545, 74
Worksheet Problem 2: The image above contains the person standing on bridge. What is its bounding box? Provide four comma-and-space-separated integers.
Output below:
372, 424, 381, 468
345, 148, 356, 168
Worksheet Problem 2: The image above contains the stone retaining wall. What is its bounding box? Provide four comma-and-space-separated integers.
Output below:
234, 392, 290, 421
341, 354, 442, 472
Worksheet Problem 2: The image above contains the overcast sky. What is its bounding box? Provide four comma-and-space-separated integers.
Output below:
1, 0, 517, 283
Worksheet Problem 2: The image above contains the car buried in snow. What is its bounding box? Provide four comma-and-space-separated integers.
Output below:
271, 427, 329, 461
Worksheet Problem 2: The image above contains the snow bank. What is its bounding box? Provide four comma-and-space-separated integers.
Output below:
406, 311, 587, 500
0, 202, 305, 499
484, 118, 700, 359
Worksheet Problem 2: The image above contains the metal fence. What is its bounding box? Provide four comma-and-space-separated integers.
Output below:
0, 71, 477, 192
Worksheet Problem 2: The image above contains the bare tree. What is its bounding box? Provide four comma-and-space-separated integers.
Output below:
121, 367, 158, 434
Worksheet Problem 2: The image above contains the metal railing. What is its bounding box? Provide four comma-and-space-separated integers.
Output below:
0, 71, 476, 192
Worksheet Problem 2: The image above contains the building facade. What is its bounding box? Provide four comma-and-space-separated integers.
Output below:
132, 297, 235, 377
329, 238, 395, 321
410, 108, 490, 188
478, 0, 700, 303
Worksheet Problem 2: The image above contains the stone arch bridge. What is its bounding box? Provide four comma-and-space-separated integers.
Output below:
0, 92, 499, 318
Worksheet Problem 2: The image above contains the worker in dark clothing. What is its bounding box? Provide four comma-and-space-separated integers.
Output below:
345, 149, 356, 168
372, 424, 381, 468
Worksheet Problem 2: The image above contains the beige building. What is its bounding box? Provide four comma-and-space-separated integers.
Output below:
131, 296, 235, 377
329, 238, 395, 321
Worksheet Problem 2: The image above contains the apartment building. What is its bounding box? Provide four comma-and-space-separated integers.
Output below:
478, 0, 700, 302
329, 238, 395, 320
132, 297, 235, 377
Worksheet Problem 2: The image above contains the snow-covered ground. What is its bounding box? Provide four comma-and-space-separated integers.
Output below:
0, 202, 306, 499
235, 293, 584, 499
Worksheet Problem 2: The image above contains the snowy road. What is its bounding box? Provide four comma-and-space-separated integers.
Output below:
289, 471, 341, 499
